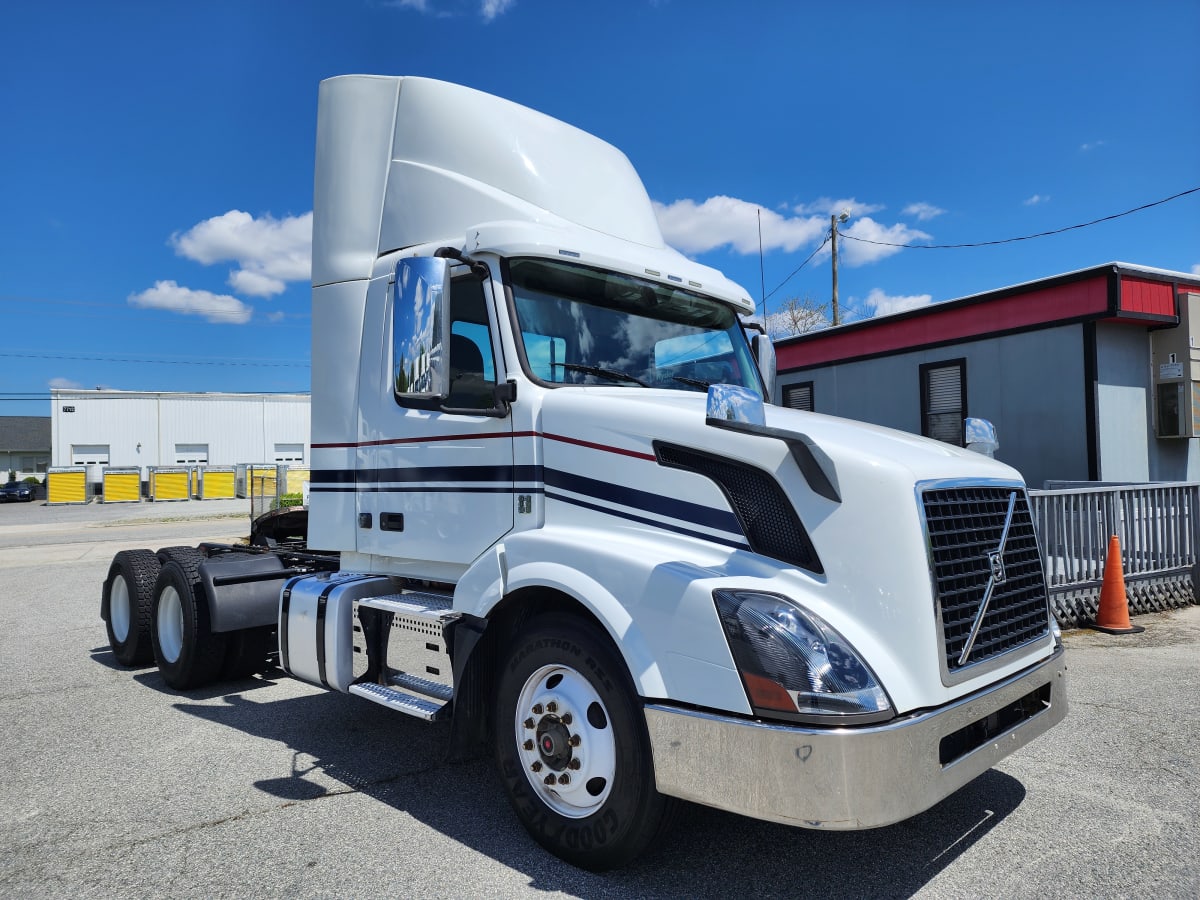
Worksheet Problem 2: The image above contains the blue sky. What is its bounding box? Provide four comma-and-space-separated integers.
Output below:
2, 0, 1197, 416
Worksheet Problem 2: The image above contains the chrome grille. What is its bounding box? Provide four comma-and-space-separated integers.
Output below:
922, 485, 1049, 679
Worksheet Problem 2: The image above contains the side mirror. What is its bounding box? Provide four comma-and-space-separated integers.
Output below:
964, 418, 999, 457
751, 332, 777, 402
393, 257, 451, 400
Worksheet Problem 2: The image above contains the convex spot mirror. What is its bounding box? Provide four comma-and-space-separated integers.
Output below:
964, 417, 999, 457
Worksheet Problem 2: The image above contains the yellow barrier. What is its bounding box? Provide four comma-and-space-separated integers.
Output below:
250, 466, 277, 497
102, 469, 141, 503
150, 468, 190, 502
47, 468, 88, 504
197, 468, 236, 499
285, 467, 310, 495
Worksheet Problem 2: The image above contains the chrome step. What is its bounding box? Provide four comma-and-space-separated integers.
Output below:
358, 591, 455, 619
348, 682, 448, 721
388, 670, 454, 702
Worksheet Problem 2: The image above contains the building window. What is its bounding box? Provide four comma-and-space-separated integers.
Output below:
71, 444, 110, 465
783, 382, 815, 412
175, 443, 209, 465
273, 443, 304, 464
920, 359, 967, 446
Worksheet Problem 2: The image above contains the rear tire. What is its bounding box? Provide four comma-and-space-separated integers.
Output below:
494, 613, 677, 871
150, 551, 227, 690
102, 550, 161, 666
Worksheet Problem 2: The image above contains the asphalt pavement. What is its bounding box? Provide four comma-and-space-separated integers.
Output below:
0, 499, 1197, 898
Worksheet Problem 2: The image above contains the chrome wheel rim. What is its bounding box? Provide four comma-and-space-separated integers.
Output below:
110, 575, 131, 643
514, 663, 616, 818
157, 586, 184, 664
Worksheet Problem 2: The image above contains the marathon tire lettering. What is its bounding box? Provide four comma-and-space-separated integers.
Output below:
508, 637, 582, 674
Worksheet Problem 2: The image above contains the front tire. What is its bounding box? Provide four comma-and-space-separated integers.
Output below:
494, 613, 676, 871
150, 551, 227, 690
102, 550, 161, 666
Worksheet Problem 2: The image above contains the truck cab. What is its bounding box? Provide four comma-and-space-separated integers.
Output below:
104, 74, 1066, 871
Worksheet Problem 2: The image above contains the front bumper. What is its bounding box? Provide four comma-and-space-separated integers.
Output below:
644, 645, 1067, 830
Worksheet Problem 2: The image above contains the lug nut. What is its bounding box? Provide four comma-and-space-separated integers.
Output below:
523, 718, 534, 730
544, 774, 556, 786
568, 734, 581, 747
523, 739, 534, 751
546, 701, 558, 713
560, 712, 572, 725
531, 761, 542, 773
568, 759, 581, 770
557, 774, 570, 785
532, 703, 544, 715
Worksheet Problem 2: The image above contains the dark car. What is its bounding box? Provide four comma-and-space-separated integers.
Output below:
0, 481, 36, 502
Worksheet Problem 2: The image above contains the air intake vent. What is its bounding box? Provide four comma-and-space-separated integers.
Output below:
655, 443, 822, 574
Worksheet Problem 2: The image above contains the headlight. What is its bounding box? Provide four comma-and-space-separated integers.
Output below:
714, 590, 893, 724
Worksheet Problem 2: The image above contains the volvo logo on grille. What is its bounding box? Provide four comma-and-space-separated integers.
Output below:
958, 491, 1020, 667
988, 550, 1006, 584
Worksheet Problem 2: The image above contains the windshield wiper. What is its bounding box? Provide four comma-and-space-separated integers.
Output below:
672, 376, 712, 390
558, 363, 648, 387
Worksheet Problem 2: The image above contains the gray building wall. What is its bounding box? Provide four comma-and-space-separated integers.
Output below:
1090, 321, 1200, 482
1094, 323, 1152, 482
778, 324, 1091, 488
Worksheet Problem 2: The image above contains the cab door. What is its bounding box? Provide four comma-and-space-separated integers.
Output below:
356, 261, 513, 576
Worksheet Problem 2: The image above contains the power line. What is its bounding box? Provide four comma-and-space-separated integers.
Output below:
0, 351, 309, 368
0, 391, 309, 400
765, 232, 831, 301
839, 186, 1200, 251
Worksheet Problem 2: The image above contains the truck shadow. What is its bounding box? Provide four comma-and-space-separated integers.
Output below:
161, 676, 1025, 899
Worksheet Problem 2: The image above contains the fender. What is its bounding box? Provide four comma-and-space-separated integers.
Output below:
453, 527, 754, 714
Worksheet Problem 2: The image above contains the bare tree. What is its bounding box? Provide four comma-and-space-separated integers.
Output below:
765, 296, 829, 338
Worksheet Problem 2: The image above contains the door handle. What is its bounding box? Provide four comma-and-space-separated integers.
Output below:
380, 513, 405, 532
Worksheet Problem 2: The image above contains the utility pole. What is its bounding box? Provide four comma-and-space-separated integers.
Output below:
830, 210, 850, 327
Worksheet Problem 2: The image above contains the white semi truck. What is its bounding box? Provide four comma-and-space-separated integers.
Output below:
101, 75, 1067, 870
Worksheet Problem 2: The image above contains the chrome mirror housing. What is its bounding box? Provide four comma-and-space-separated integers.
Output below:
393, 257, 451, 400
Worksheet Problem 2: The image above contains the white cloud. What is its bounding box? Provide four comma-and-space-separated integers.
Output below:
49, 377, 84, 390
171, 210, 312, 298
229, 269, 287, 298
1023, 194, 1050, 206
903, 202, 945, 222
839, 217, 931, 265
1191, 264, 1200, 276
654, 196, 827, 255
481, 0, 514, 19
128, 280, 253, 324
656, 195, 932, 267
1080, 140, 1106, 152
382, 0, 514, 18
793, 197, 885, 217
861, 288, 934, 317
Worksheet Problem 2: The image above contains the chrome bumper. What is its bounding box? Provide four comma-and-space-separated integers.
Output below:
644, 646, 1067, 830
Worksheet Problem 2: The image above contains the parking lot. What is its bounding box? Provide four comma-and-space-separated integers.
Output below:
1, 498, 1198, 898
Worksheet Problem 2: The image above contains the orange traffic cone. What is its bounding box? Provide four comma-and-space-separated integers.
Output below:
1089, 535, 1145, 634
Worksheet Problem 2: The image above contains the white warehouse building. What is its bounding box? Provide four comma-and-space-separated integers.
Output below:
51, 389, 311, 479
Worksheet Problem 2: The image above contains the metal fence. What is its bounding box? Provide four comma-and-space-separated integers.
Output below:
249, 467, 305, 522
1029, 482, 1200, 626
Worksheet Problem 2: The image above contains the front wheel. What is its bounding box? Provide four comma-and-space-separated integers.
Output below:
494, 613, 676, 871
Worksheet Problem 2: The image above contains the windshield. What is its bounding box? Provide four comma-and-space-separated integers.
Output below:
508, 258, 762, 396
